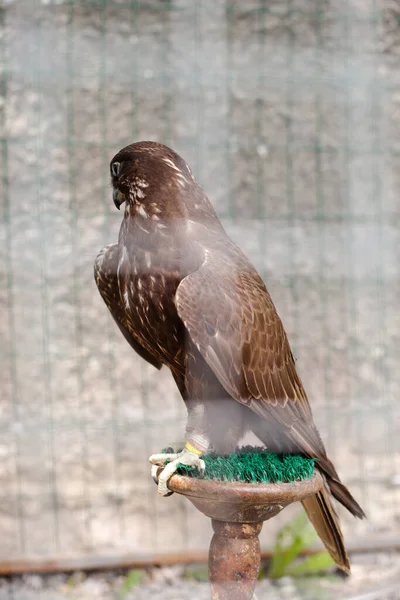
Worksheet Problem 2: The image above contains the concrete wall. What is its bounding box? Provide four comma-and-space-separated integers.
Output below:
0, 0, 399, 560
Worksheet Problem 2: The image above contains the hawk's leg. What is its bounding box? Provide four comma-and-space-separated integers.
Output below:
149, 443, 206, 496
149, 402, 211, 496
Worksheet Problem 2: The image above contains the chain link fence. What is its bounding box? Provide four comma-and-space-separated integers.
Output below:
0, 0, 399, 567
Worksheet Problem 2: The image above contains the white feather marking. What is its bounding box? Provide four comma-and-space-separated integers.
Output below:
137, 279, 142, 290
95, 255, 104, 270
123, 290, 130, 310
144, 252, 151, 268
138, 205, 148, 219
186, 164, 195, 181
162, 158, 190, 186
163, 158, 181, 173
135, 177, 149, 188
136, 188, 145, 199
117, 246, 128, 281
152, 214, 160, 221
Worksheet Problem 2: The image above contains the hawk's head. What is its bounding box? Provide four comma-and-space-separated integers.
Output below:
110, 142, 196, 216
110, 141, 219, 227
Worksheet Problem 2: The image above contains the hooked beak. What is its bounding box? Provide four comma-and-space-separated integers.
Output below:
113, 188, 125, 210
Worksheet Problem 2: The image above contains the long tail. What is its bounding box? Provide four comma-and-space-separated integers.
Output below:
248, 416, 365, 572
328, 476, 365, 519
302, 487, 350, 572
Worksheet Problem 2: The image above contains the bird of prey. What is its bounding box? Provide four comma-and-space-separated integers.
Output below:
94, 141, 365, 572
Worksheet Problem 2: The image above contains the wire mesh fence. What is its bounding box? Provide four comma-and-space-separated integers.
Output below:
0, 0, 399, 567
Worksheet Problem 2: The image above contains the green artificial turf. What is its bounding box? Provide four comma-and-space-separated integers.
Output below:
162, 446, 315, 483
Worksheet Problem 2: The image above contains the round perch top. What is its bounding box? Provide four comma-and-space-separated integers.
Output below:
162, 447, 322, 523
167, 469, 323, 523
173, 446, 315, 484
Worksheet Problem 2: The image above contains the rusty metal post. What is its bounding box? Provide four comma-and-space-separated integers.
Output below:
209, 520, 262, 600
162, 470, 323, 600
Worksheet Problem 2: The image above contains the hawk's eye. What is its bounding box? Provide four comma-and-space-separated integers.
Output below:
111, 161, 121, 177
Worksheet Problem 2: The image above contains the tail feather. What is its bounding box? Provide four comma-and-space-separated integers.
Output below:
329, 478, 366, 519
302, 488, 350, 573
316, 455, 366, 519
247, 413, 365, 571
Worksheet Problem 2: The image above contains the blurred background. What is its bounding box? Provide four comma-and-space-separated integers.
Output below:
0, 0, 399, 597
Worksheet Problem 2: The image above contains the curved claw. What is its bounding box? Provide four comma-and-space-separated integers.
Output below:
151, 464, 160, 484
151, 464, 174, 496
149, 448, 206, 496
198, 460, 206, 478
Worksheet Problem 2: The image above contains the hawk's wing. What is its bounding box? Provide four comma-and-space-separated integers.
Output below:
94, 243, 162, 370
175, 255, 324, 459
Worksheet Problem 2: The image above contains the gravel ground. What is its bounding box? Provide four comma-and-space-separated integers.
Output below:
1, 552, 400, 600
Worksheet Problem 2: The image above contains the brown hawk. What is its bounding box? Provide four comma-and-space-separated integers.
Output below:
94, 141, 365, 572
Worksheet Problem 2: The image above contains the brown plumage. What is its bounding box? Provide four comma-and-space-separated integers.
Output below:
94, 141, 365, 572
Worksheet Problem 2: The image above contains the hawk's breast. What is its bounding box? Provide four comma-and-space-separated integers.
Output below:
120, 250, 186, 369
